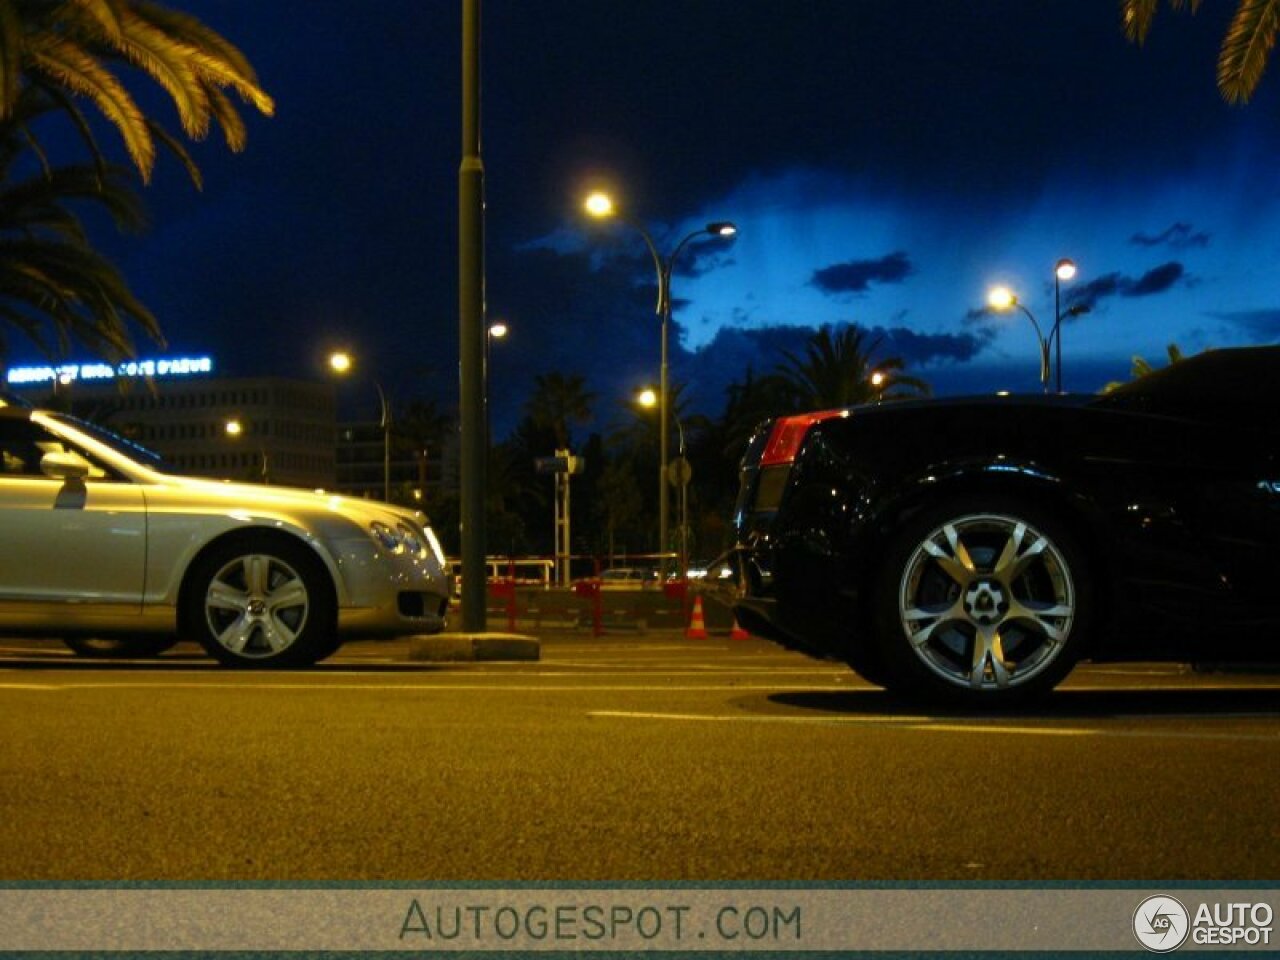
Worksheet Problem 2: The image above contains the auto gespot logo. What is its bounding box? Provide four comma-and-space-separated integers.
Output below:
1133, 895, 1274, 952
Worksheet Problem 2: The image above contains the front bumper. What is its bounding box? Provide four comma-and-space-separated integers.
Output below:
331, 538, 451, 637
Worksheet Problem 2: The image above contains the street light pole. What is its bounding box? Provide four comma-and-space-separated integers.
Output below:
459, 0, 486, 632
373, 378, 390, 502
988, 285, 1051, 393
1050, 258, 1077, 394
584, 193, 735, 574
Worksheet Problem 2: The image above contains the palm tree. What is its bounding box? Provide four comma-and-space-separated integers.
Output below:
0, 120, 161, 360
525, 372, 594, 450
1, 0, 275, 184
775, 324, 930, 410
1123, 0, 1280, 104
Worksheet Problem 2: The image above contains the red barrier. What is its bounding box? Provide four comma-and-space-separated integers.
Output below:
487, 579, 517, 632
572, 579, 603, 637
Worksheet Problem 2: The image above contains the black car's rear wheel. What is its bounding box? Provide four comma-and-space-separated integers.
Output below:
873, 498, 1090, 704
181, 534, 336, 668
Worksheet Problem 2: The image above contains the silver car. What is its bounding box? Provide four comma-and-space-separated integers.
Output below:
0, 404, 452, 666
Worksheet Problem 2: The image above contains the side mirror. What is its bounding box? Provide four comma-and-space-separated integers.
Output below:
41, 450, 92, 481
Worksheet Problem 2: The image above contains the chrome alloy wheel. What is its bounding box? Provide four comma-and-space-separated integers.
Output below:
898, 513, 1075, 691
204, 553, 311, 658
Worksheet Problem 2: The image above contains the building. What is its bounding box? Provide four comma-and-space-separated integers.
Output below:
8, 357, 338, 490
6, 354, 462, 502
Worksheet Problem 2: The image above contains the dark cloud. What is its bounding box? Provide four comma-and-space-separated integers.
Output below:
1064, 263, 1187, 310
811, 252, 913, 295
1125, 261, 1185, 297
1130, 222, 1211, 249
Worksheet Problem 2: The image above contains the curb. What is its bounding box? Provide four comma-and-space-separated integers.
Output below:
407, 633, 541, 662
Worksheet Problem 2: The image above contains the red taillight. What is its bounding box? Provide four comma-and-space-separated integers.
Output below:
759, 409, 846, 466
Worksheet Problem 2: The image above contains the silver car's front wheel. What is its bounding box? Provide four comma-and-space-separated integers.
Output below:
875, 502, 1089, 703
183, 535, 335, 668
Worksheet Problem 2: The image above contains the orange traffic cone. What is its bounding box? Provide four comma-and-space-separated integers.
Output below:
685, 595, 709, 639
730, 615, 750, 640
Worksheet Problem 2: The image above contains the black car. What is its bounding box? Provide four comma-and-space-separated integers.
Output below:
732, 346, 1280, 704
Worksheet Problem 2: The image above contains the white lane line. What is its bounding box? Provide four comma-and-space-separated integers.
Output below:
589, 710, 1280, 741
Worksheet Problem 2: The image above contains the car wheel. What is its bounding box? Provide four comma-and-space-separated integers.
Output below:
62, 636, 179, 658
182, 535, 336, 668
873, 498, 1090, 705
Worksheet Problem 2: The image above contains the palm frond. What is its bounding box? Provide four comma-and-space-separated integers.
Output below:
26, 36, 154, 179
114, 14, 210, 139
1218, 0, 1280, 103
145, 118, 202, 188
203, 83, 247, 152
66, 0, 127, 43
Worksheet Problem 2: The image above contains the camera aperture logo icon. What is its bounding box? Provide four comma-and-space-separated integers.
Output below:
1134, 895, 1190, 952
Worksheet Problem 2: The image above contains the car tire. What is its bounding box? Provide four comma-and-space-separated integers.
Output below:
62, 636, 179, 658
181, 534, 336, 669
871, 496, 1091, 705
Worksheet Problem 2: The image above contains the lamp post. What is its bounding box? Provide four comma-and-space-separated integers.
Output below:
224, 418, 268, 484
869, 369, 887, 404
637, 387, 690, 578
1049, 258, 1077, 394
987, 285, 1051, 393
586, 192, 735, 575
328, 351, 391, 501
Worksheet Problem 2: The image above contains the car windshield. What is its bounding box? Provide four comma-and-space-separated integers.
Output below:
47, 413, 172, 472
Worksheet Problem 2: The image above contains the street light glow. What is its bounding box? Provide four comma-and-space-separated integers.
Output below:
987, 285, 1016, 311
1056, 258, 1078, 281
224, 419, 243, 437
636, 387, 658, 408
584, 192, 614, 218
487, 321, 508, 339
708, 221, 738, 237
328, 351, 352, 374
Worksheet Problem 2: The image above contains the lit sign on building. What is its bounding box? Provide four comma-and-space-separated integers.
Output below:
5, 355, 214, 385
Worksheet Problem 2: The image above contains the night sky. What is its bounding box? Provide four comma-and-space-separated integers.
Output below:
14, 1, 1280, 438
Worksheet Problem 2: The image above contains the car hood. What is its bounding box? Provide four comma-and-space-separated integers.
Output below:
149, 473, 431, 530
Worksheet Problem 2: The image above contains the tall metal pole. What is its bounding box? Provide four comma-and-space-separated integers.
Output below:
459, 0, 486, 631
373, 379, 390, 501
658, 264, 671, 577
1054, 275, 1062, 394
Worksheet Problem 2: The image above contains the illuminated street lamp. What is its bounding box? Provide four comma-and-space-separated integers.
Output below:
1049, 258, 1078, 394
870, 369, 887, 404
224, 418, 268, 483
636, 387, 690, 577
987, 285, 1050, 393
328, 351, 390, 501
585, 191, 736, 573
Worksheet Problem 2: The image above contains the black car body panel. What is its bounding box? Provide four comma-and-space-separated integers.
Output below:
733, 347, 1280, 674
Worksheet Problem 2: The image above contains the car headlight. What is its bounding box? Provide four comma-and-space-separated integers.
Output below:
369, 521, 403, 553
396, 522, 425, 558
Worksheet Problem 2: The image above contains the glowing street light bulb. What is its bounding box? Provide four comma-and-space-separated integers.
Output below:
224, 419, 243, 437
636, 387, 658, 408
584, 192, 614, 218
328, 351, 352, 374
1056, 258, 1078, 282
488, 321, 508, 339
987, 285, 1016, 311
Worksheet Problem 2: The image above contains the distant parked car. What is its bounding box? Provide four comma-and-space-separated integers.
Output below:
597, 567, 660, 589
733, 346, 1280, 704
0, 403, 452, 666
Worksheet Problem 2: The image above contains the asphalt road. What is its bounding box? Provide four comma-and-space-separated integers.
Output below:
1, 633, 1276, 881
